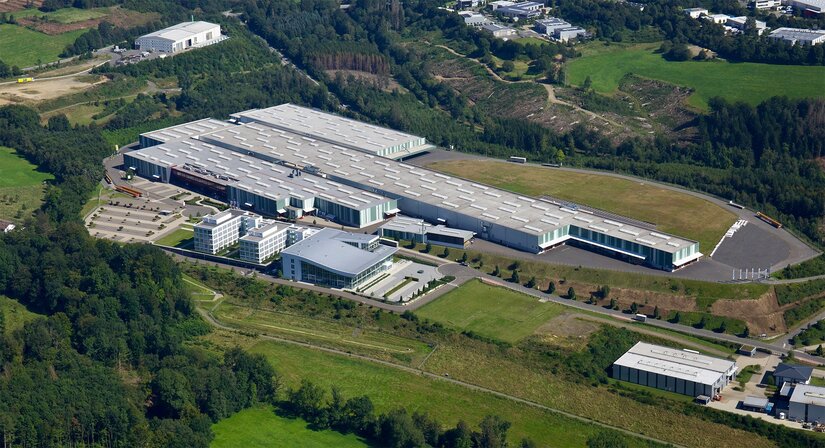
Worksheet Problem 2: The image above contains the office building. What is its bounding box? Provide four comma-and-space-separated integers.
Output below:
281, 228, 396, 289
612, 342, 737, 397
460, 11, 491, 27
130, 104, 702, 271
750, 0, 781, 9
194, 209, 261, 254
135, 21, 224, 53
774, 363, 813, 386
482, 23, 518, 38
239, 221, 290, 263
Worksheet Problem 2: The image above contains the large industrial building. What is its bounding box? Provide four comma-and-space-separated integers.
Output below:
135, 21, 225, 53
281, 228, 396, 289
126, 103, 702, 271
612, 342, 737, 397
789, 385, 825, 422
768, 27, 825, 45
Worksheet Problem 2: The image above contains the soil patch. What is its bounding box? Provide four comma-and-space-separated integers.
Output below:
711, 290, 785, 335
17, 7, 158, 35
0, 74, 107, 105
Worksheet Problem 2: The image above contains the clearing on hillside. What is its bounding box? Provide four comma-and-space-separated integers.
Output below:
0, 23, 86, 68
415, 279, 565, 343
0, 146, 52, 221
427, 159, 735, 252
565, 42, 825, 110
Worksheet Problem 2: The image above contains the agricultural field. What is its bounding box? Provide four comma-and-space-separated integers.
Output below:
565, 42, 825, 109
427, 159, 735, 253
0, 146, 52, 221
416, 279, 566, 343
0, 23, 86, 68
212, 406, 369, 448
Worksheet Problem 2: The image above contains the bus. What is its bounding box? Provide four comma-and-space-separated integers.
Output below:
756, 212, 782, 229
509, 156, 526, 163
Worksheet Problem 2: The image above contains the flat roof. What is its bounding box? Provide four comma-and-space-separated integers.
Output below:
139, 21, 220, 43
742, 396, 769, 408
137, 104, 699, 255
281, 228, 397, 276
231, 104, 430, 157
791, 384, 825, 407
613, 342, 736, 386
141, 118, 231, 143
769, 27, 825, 40
428, 224, 475, 240
240, 220, 284, 242
380, 216, 431, 234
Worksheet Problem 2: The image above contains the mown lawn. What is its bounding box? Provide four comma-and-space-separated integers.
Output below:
154, 228, 193, 247
0, 146, 52, 221
565, 42, 825, 109
416, 279, 565, 343
211, 406, 370, 448
428, 159, 735, 254
0, 24, 86, 68
248, 340, 650, 448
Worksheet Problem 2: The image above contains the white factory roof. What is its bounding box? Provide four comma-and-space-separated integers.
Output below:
613, 342, 737, 386
240, 220, 284, 242
769, 27, 825, 42
231, 104, 432, 157
141, 118, 231, 143
139, 21, 219, 43
790, 384, 825, 407
281, 228, 396, 276
137, 104, 700, 256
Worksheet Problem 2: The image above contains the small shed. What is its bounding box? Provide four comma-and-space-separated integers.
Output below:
742, 396, 770, 412
695, 395, 711, 405
738, 344, 757, 356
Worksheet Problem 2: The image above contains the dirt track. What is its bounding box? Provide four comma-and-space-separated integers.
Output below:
0, 75, 107, 105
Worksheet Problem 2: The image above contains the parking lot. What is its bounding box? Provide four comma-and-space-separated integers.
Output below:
360, 259, 442, 303
86, 195, 187, 243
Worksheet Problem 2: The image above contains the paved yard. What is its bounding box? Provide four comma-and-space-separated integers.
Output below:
361, 260, 441, 303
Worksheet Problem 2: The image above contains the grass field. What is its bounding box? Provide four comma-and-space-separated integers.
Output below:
566, 42, 825, 109
0, 295, 39, 335
215, 301, 432, 364
248, 340, 650, 448
43, 7, 109, 23
416, 280, 565, 343
0, 24, 86, 68
427, 159, 735, 253
0, 146, 52, 221
212, 406, 369, 448
154, 228, 193, 247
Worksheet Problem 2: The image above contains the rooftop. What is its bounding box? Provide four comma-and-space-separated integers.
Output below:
769, 27, 825, 40
140, 21, 220, 43
774, 363, 813, 381
281, 228, 397, 276
613, 342, 737, 386
790, 384, 825, 407
240, 221, 284, 242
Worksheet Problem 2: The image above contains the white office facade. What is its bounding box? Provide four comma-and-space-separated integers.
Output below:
135, 21, 223, 53
612, 342, 737, 397
194, 210, 262, 254
239, 221, 290, 263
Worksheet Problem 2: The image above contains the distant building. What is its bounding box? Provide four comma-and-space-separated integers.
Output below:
459, 11, 491, 27
684, 7, 709, 18
497, 1, 543, 19
0, 219, 14, 233
774, 363, 813, 386
750, 0, 781, 9
194, 210, 261, 254
489, 0, 516, 10
789, 384, 825, 422
456, 0, 483, 8
554, 26, 587, 42
280, 228, 396, 289
769, 27, 825, 44
612, 342, 737, 397
705, 13, 732, 23
135, 21, 224, 53
535, 17, 571, 35
783, 0, 825, 15
726, 16, 768, 34
482, 23, 518, 38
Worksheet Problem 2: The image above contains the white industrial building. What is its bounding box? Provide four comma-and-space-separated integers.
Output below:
789, 385, 825, 422
554, 27, 587, 42
769, 27, 825, 45
482, 23, 518, 38
750, 0, 781, 9
612, 342, 737, 397
726, 16, 768, 34
459, 11, 491, 27
535, 17, 571, 34
684, 7, 709, 18
379, 216, 476, 249
783, 0, 825, 14
135, 21, 224, 53
281, 228, 396, 289
128, 104, 702, 271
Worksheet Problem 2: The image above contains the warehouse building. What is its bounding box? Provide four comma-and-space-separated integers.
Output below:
135, 21, 225, 53
789, 385, 825, 422
130, 104, 701, 271
768, 27, 825, 45
379, 216, 475, 248
281, 228, 396, 289
554, 27, 587, 42
612, 342, 737, 397
535, 17, 571, 34
783, 0, 825, 15
482, 23, 518, 38
496, 2, 543, 19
